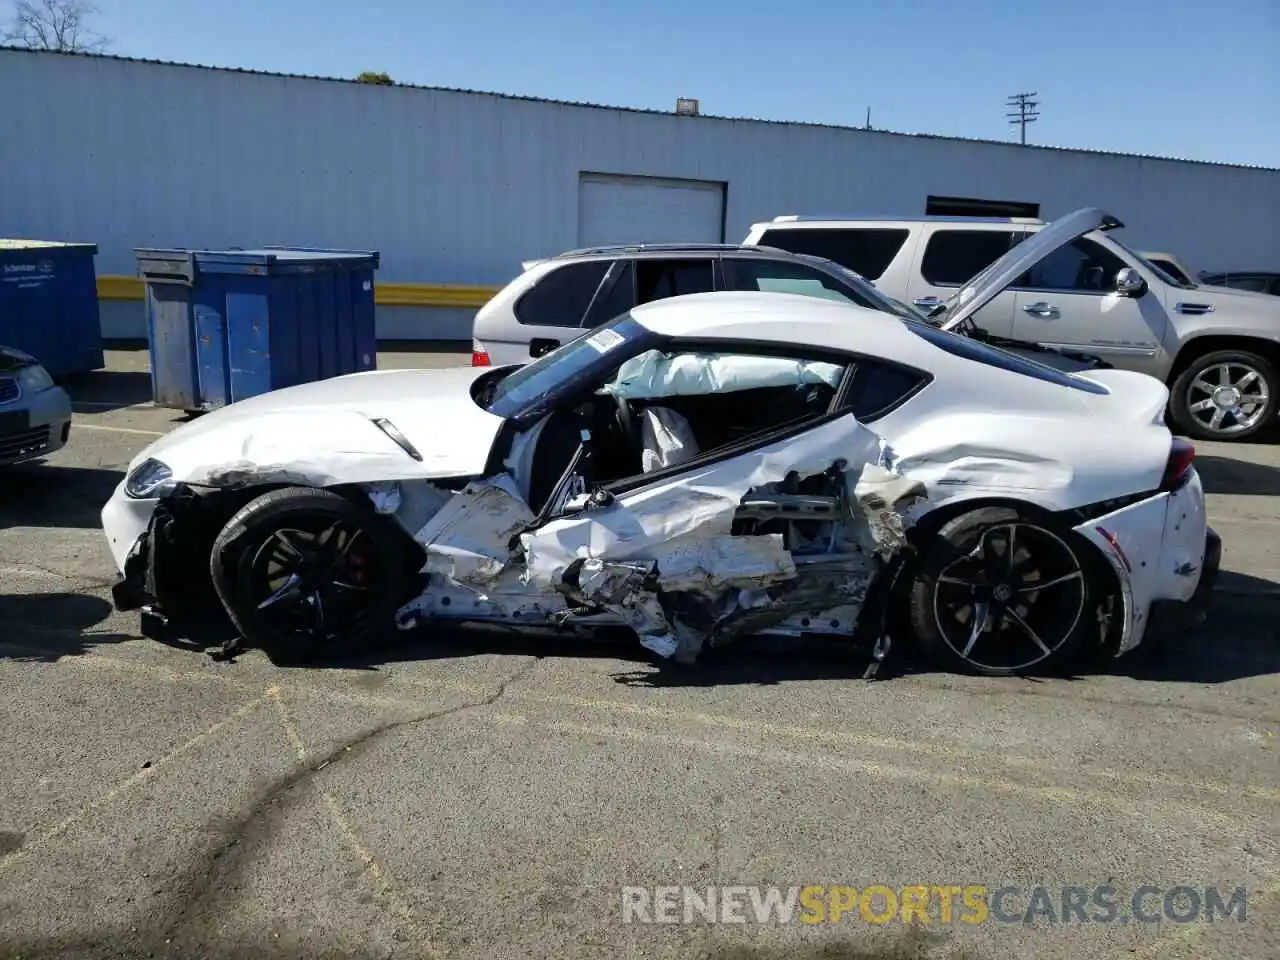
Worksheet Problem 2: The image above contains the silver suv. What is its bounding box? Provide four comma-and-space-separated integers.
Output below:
470, 243, 927, 367
746, 210, 1280, 441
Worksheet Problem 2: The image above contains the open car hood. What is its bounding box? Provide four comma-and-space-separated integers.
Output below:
939, 207, 1123, 334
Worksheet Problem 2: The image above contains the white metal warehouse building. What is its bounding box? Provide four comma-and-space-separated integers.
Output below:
3, 47, 1278, 341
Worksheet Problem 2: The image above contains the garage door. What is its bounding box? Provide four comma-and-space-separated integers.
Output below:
577, 173, 725, 247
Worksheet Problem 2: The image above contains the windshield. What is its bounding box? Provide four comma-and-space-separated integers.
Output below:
484, 312, 658, 421
1110, 236, 1197, 289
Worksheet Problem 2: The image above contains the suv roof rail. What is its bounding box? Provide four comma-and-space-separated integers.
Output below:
550, 242, 799, 259
767, 214, 1046, 225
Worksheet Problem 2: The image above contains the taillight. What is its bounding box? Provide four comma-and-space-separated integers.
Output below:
471, 339, 491, 367
1160, 437, 1195, 491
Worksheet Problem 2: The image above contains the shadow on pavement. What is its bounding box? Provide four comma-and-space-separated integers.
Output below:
0, 463, 122, 529
1196, 455, 1280, 496
0, 592, 130, 662
61, 368, 154, 411
1101, 569, 1280, 684
263, 622, 881, 688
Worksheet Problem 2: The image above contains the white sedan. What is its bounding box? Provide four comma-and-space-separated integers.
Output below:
102, 288, 1218, 676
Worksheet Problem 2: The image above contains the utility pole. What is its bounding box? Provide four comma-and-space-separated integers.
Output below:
1006, 92, 1040, 145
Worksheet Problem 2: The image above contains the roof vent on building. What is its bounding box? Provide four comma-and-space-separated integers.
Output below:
675, 97, 700, 116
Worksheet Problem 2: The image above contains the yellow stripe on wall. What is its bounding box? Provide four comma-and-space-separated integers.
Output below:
96, 275, 499, 309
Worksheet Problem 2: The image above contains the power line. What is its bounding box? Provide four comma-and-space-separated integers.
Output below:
1006, 92, 1040, 145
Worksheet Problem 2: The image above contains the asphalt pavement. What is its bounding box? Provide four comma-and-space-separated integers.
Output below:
1, 345, 1277, 960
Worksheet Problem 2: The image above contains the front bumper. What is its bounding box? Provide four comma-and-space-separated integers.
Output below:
0, 385, 72, 465
102, 479, 161, 575
105, 484, 237, 642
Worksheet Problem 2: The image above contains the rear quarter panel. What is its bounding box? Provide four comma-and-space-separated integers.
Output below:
875, 400, 1170, 514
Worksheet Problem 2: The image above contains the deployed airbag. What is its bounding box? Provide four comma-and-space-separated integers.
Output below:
601, 350, 844, 400
640, 406, 700, 473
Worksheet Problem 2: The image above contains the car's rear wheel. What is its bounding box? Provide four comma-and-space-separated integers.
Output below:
210, 486, 409, 655
908, 507, 1092, 676
1169, 349, 1277, 441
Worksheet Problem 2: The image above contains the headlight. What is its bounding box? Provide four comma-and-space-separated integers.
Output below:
125, 458, 175, 499
16, 363, 54, 393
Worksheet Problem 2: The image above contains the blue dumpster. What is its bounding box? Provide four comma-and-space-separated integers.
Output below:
0, 239, 104, 378
135, 247, 380, 411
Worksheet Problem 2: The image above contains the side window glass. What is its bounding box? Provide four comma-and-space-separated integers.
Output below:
1016, 238, 1127, 292
583, 261, 636, 326
634, 259, 714, 304
920, 230, 1017, 286
721, 258, 875, 308
594, 347, 849, 481
842, 360, 928, 421
1229, 276, 1269, 292
515, 261, 611, 327
757, 228, 908, 280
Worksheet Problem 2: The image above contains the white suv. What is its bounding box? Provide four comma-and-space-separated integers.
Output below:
470, 243, 924, 367
745, 212, 1280, 441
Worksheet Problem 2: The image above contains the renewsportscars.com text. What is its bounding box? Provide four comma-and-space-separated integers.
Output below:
621, 884, 1249, 925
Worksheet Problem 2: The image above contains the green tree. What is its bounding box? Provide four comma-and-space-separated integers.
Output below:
355, 71, 394, 86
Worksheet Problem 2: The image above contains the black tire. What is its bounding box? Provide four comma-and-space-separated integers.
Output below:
209, 486, 410, 657
1168, 349, 1278, 442
907, 506, 1093, 676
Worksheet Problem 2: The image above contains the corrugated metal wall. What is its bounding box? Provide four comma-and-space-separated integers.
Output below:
4, 48, 1278, 339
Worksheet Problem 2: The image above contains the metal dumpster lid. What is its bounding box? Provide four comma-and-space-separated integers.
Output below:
134, 246, 380, 274
0, 239, 98, 253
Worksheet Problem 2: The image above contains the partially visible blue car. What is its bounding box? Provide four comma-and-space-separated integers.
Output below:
0, 345, 72, 466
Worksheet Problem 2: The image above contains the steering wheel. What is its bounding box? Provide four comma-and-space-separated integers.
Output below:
613, 393, 639, 447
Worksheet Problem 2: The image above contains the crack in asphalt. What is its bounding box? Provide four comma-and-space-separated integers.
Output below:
162, 656, 545, 941
5, 656, 543, 959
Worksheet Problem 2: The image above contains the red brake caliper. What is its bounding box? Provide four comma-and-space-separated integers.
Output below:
346, 533, 370, 587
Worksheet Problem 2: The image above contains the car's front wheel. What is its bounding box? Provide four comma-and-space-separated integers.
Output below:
907, 507, 1093, 676
209, 486, 410, 655
1169, 349, 1277, 441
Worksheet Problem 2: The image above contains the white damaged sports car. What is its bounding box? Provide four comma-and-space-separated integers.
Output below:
103, 220, 1220, 675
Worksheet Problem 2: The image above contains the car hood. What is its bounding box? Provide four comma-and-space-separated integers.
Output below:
0, 344, 41, 370
940, 207, 1123, 333
135, 365, 508, 487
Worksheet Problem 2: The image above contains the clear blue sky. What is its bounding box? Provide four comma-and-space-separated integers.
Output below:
86, 0, 1278, 168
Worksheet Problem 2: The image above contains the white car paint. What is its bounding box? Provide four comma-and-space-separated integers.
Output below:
1073, 468, 1207, 653
127, 365, 503, 486
103, 365, 503, 571
103, 291, 1211, 665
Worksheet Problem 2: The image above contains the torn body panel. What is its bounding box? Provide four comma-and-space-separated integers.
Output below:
519, 415, 887, 588
410, 474, 535, 585
389, 414, 925, 662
